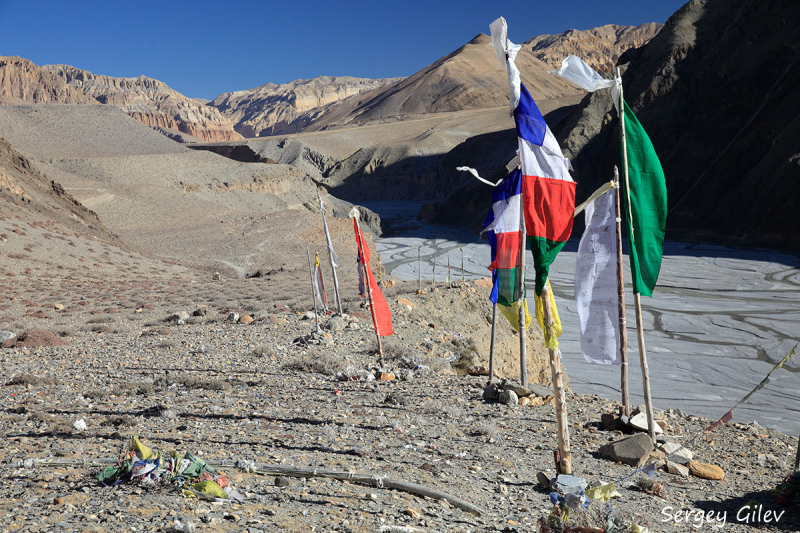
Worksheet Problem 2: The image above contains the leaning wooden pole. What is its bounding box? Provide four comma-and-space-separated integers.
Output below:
794, 428, 800, 471
353, 213, 383, 364
417, 247, 422, 292
613, 167, 631, 416
318, 192, 343, 315
517, 188, 528, 388
541, 284, 572, 474
488, 303, 497, 385
305, 245, 321, 334
460, 247, 465, 285
618, 68, 657, 445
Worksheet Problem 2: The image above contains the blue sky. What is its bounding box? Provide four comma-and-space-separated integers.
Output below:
0, 0, 687, 100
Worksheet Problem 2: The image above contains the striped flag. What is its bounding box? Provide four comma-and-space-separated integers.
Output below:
313, 252, 329, 313
484, 168, 531, 331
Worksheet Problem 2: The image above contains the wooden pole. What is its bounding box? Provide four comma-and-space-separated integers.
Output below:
794, 428, 800, 471
418, 247, 422, 292
447, 254, 451, 286
305, 245, 321, 334
431, 239, 436, 289
618, 68, 657, 445
318, 193, 343, 315
461, 247, 465, 285
517, 189, 528, 388
542, 284, 572, 474
613, 167, 630, 416
488, 303, 497, 385
353, 214, 383, 365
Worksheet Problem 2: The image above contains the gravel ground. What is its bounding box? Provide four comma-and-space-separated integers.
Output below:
0, 275, 797, 533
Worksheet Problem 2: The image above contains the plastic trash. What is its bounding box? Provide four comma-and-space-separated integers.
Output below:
72, 419, 87, 431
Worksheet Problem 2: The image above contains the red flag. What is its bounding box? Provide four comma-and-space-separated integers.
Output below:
353, 220, 393, 336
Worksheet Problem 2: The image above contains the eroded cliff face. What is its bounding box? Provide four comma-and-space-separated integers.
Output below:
525, 23, 663, 73
0, 56, 97, 105
560, 0, 800, 248
42, 65, 242, 142
211, 76, 400, 137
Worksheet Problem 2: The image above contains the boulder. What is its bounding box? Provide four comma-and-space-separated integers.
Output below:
498, 390, 518, 406
325, 316, 346, 332
599, 433, 654, 467
629, 412, 664, 434
665, 461, 690, 477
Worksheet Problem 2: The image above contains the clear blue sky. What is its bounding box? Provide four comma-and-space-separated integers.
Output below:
0, 0, 687, 100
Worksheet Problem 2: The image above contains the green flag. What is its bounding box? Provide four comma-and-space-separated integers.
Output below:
620, 100, 667, 297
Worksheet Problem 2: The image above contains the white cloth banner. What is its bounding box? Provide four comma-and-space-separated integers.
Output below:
575, 186, 621, 365
489, 17, 522, 112
549, 55, 615, 93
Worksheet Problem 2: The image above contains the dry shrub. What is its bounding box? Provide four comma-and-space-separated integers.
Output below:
451, 337, 480, 372
7, 374, 57, 386
282, 351, 340, 375
171, 374, 230, 391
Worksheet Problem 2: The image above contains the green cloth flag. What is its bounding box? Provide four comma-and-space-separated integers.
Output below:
620, 100, 667, 297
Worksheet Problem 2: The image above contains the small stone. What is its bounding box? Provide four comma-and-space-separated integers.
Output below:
518, 396, 530, 406
668, 447, 693, 465
54, 303, 64, 310
397, 298, 413, 310
227, 312, 240, 322
326, 316, 346, 331
629, 412, 664, 434
405, 508, 422, 519
377, 372, 395, 381
498, 390, 518, 406
536, 471, 551, 488
52, 497, 64, 506
688, 461, 724, 480
238, 315, 254, 325
482, 383, 500, 401
601, 413, 621, 430
193, 307, 209, 317
554, 474, 587, 493
665, 461, 690, 477
212, 272, 222, 281
0, 330, 16, 342
273, 476, 292, 487
599, 433, 654, 467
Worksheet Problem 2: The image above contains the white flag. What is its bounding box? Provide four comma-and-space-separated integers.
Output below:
489, 17, 522, 112
575, 187, 621, 364
549, 55, 615, 93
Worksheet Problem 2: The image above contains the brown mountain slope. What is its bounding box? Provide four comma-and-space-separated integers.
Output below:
560, 0, 800, 249
0, 56, 96, 105
525, 23, 662, 73
278, 34, 583, 133
211, 76, 401, 137
43, 64, 242, 142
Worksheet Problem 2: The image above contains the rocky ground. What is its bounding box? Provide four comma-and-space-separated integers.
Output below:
0, 274, 797, 533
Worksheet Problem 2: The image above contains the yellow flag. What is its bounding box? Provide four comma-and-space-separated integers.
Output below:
499, 299, 532, 332
534, 278, 562, 349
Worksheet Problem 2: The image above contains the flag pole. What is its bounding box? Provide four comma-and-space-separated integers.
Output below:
460, 247, 465, 286
541, 284, 572, 474
432, 239, 437, 289
305, 245, 321, 334
354, 212, 384, 365
517, 184, 528, 388
613, 166, 630, 416
488, 303, 497, 385
447, 254, 451, 286
318, 192, 343, 315
417, 247, 422, 292
617, 67, 657, 445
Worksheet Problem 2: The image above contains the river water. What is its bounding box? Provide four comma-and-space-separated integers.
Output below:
364, 201, 800, 436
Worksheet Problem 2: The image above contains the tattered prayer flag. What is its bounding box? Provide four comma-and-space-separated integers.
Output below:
534, 278, 562, 349
515, 83, 576, 296
313, 252, 328, 313
353, 219, 393, 336
616, 98, 667, 297
484, 168, 531, 332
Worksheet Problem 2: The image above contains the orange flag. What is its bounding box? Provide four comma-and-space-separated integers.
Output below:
353, 220, 393, 336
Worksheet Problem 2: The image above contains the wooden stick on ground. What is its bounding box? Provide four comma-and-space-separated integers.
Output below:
613, 167, 630, 416
541, 284, 572, 474
7, 458, 484, 516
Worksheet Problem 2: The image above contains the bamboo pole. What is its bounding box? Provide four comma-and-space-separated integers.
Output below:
305, 245, 321, 334
488, 303, 497, 385
318, 193, 343, 315
517, 189, 528, 387
542, 284, 572, 474
617, 68, 657, 445
613, 167, 630, 416
353, 213, 383, 365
